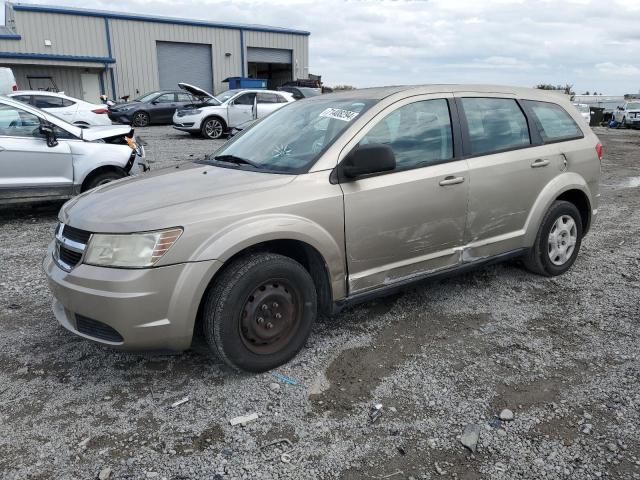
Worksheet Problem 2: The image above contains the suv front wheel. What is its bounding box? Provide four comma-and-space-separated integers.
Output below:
202, 253, 317, 372
523, 200, 583, 276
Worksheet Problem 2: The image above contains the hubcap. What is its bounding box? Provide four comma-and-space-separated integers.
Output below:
205, 120, 223, 138
547, 215, 577, 266
240, 280, 301, 354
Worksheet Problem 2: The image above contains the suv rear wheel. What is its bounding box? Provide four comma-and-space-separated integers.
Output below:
202, 253, 317, 372
523, 200, 583, 276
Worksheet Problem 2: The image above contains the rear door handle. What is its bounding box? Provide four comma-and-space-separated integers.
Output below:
439, 175, 465, 186
531, 159, 550, 168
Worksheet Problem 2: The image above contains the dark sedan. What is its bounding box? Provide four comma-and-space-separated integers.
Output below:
108, 90, 196, 126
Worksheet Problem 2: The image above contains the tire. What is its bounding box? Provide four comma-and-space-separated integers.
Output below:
202, 253, 317, 372
201, 117, 225, 139
523, 200, 583, 276
82, 171, 125, 192
132, 111, 150, 127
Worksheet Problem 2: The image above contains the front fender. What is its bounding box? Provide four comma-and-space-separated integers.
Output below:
523, 172, 593, 246
192, 214, 347, 300
69, 142, 131, 185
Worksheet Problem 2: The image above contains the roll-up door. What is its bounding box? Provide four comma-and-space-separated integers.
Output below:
157, 41, 213, 92
247, 47, 292, 64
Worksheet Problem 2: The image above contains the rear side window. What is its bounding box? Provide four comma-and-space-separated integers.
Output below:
525, 100, 583, 142
257, 93, 278, 104
33, 95, 64, 109
176, 93, 192, 102
461, 98, 530, 155
360, 99, 453, 170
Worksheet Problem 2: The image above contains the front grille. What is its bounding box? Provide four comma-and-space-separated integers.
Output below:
76, 315, 124, 342
62, 225, 91, 244
59, 245, 82, 266
54, 223, 92, 271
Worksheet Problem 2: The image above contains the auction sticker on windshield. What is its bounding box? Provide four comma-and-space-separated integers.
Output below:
319, 108, 359, 122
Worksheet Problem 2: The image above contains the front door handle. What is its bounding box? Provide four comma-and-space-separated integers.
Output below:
531, 159, 550, 168
439, 175, 465, 186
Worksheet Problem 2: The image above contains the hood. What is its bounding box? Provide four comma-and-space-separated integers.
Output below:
81, 125, 132, 141
179, 82, 215, 99
60, 163, 296, 232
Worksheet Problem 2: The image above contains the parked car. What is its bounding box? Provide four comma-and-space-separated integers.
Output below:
44, 85, 601, 372
278, 86, 321, 100
0, 67, 17, 94
9, 90, 112, 127
108, 90, 196, 127
0, 95, 147, 204
573, 103, 591, 125
173, 84, 294, 139
612, 101, 640, 128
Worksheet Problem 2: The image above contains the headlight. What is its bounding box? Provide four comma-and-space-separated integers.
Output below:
84, 228, 183, 268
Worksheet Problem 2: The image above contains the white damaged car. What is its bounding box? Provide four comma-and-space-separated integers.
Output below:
173, 83, 294, 139
0, 95, 147, 204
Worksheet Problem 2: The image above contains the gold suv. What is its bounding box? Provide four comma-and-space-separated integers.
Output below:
44, 85, 602, 372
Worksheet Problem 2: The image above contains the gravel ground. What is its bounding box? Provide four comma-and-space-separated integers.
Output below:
0, 126, 639, 480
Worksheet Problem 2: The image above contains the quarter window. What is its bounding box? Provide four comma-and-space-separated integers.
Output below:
0, 104, 41, 137
525, 100, 583, 142
360, 99, 453, 170
461, 98, 530, 155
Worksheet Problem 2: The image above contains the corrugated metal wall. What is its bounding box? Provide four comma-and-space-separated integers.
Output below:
8, 64, 93, 98
0, 7, 310, 98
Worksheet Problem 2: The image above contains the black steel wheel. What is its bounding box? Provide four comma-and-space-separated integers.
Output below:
202, 253, 317, 372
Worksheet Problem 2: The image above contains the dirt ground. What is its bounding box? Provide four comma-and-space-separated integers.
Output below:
0, 126, 638, 480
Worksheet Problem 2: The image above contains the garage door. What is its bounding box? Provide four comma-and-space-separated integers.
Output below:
156, 41, 213, 92
247, 47, 292, 64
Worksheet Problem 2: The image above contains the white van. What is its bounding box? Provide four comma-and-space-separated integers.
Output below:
0, 67, 17, 94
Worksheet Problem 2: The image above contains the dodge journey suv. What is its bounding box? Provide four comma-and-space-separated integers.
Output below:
45, 85, 602, 372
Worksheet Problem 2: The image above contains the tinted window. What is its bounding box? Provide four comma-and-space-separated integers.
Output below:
234, 93, 256, 105
258, 93, 278, 104
0, 104, 41, 137
461, 98, 530, 155
277, 95, 289, 103
154, 93, 175, 103
33, 95, 65, 109
61, 98, 75, 107
360, 99, 453, 170
176, 93, 192, 102
526, 100, 583, 142
12, 95, 32, 104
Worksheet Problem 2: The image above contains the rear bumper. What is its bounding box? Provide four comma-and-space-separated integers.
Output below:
44, 244, 222, 351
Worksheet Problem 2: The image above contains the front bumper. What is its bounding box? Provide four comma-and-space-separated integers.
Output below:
44, 243, 222, 351
173, 114, 202, 131
108, 110, 133, 124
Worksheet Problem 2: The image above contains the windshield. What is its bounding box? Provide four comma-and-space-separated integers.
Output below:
627, 102, 640, 110
134, 92, 159, 103
208, 96, 376, 173
217, 90, 243, 103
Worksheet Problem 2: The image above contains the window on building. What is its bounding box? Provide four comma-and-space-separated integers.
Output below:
461, 98, 530, 155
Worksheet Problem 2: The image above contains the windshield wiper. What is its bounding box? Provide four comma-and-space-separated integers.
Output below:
213, 154, 262, 169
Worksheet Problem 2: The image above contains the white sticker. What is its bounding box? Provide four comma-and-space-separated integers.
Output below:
319, 107, 359, 122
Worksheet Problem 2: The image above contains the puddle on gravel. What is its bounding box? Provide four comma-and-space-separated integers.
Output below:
309, 312, 490, 416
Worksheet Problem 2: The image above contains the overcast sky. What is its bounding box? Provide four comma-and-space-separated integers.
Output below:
4, 0, 640, 94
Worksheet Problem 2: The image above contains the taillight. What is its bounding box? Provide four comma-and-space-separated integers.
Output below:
91, 108, 109, 114
595, 142, 603, 161
12, 84, 17, 91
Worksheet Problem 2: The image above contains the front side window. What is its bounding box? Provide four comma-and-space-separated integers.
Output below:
209, 97, 375, 173
234, 93, 257, 106
154, 93, 175, 103
461, 98, 530, 155
526, 100, 584, 142
0, 104, 41, 137
360, 99, 453, 170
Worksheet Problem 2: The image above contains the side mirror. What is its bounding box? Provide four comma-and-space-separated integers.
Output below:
340, 144, 395, 179
39, 121, 58, 147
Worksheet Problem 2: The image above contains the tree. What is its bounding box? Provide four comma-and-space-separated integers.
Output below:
583, 91, 590, 95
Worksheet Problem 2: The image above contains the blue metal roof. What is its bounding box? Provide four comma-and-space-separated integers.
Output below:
10, 2, 311, 36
